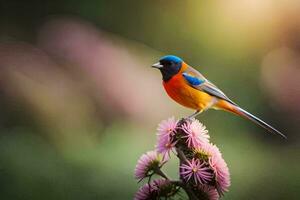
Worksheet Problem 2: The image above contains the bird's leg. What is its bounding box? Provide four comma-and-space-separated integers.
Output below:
186, 110, 202, 119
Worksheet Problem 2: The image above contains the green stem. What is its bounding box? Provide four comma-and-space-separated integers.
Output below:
176, 147, 199, 200
176, 147, 189, 164
154, 167, 169, 180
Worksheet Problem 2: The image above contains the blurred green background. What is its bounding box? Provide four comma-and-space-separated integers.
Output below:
0, 0, 299, 199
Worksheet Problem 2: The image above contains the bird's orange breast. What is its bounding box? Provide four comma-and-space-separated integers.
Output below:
163, 73, 214, 111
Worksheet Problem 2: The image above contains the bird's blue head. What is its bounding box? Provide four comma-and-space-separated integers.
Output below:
152, 55, 183, 81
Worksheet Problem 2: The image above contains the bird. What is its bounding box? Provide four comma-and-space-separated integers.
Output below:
152, 55, 286, 138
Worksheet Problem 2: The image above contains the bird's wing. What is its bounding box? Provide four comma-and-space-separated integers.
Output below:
182, 67, 237, 105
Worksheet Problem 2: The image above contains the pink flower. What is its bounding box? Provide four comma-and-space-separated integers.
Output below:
196, 185, 219, 200
156, 135, 176, 160
157, 117, 178, 138
134, 182, 154, 200
180, 158, 213, 185
134, 179, 176, 200
197, 143, 231, 195
134, 151, 162, 181
155, 117, 178, 160
181, 119, 210, 148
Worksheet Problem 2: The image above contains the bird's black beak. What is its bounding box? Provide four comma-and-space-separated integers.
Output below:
151, 62, 163, 69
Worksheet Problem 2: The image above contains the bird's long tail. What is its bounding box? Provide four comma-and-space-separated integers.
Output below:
215, 100, 286, 139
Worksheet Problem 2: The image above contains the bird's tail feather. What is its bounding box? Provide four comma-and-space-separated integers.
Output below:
215, 100, 286, 139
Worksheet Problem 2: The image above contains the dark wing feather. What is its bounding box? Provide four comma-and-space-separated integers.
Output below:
183, 66, 237, 105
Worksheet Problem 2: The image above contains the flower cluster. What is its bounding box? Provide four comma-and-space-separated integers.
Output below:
134, 151, 163, 181
134, 117, 230, 200
134, 179, 177, 200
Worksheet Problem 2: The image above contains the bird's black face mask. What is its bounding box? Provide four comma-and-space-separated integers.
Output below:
152, 55, 182, 81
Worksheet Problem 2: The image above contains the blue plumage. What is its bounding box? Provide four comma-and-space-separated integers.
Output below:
160, 55, 182, 64
182, 73, 205, 86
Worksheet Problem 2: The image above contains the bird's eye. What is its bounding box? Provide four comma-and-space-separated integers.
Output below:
166, 61, 172, 66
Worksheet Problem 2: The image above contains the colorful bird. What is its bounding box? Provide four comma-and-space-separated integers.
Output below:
152, 55, 286, 138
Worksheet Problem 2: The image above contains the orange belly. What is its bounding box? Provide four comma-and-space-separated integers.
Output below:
163, 74, 214, 111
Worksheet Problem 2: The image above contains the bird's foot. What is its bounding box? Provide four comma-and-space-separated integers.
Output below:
180, 110, 202, 124
185, 110, 201, 119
